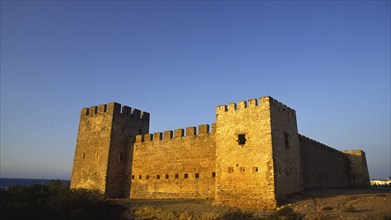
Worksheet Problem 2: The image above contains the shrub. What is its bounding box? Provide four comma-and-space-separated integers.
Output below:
0, 180, 126, 220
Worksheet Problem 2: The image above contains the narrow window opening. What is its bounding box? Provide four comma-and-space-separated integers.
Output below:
157, 175, 160, 179
237, 134, 246, 145
146, 175, 150, 180
212, 172, 216, 177
175, 174, 179, 179
228, 167, 234, 173
195, 173, 199, 179
96, 152, 99, 158
165, 174, 169, 179
82, 153, 85, 159
118, 153, 123, 161
131, 175, 135, 180
253, 167, 259, 173
284, 132, 290, 148
139, 175, 142, 179
184, 173, 189, 179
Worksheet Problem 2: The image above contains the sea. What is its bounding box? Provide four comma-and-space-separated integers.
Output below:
0, 178, 70, 189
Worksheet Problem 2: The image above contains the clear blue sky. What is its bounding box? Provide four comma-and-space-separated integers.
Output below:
1, 1, 389, 180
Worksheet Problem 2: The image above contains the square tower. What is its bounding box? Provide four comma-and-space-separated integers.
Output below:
215, 96, 301, 209
70, 103, 149, 198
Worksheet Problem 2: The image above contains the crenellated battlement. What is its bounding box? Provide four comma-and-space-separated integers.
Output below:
135, 123, 215, 143
80, 102, 150, 120
216, 96, 295, 116
344, 149, 365, 156
216, 97, 263, 113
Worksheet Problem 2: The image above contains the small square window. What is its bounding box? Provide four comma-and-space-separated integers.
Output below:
195, 173, 199, 179
228, 167, 234, 173
157, 175, 160, 179
139, 175, 142, 179
253, 167, 259, 173
175, 174, 179, 179
184, 173, 189, 179
146, 175, 150, 180
237, 134, 246, 145
212, 172, 216, 177
165, 174, 169, 179
131, 175, 135, 180
240, 167, 245, 173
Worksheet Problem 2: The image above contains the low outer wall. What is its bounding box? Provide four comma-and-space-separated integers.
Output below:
299, 135, 350, 189
130, 124, 216, 199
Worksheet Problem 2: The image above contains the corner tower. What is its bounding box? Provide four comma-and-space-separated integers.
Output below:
70, 102, 149, 198
215, 96, 301, 209
344, 149, 370, 187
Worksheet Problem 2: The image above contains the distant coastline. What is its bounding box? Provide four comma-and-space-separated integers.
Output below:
0, 178, 70, 189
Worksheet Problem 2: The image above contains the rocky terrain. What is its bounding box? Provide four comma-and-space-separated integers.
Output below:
113, 188, 390, 220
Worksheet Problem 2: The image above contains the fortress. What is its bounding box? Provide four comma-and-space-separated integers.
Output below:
70, 96, 370, 209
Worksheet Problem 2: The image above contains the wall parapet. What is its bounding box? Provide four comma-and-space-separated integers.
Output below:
298, 134, 343, 155
216, 96, 295, 115
80, 102, 149, 120
344, 149, 365, 156
135, 123, 215, 143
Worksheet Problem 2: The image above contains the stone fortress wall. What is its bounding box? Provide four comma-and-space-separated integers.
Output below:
131, 124, 216, 199
299, 135, 351, 188
70, 96, 370, 209
299, 135, 370, 189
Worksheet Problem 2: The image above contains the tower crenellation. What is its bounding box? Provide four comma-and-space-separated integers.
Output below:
216, 96, 295, 114
81, 102, 150, 121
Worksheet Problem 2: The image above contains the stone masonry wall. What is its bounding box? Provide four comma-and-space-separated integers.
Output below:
71, 103, 149, 198
215, 97, 276, 209
105, 103, 149, 198
299, 135, 350, 189
269, 99, 302, 201
71, 103, 117, 193
130, 124, 216, 199
344, 150, 370, 187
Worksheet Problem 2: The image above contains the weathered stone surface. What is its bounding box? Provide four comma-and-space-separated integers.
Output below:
300, 135, 350, 188
70, 96, 370, 209
131, 124, 215, 199
344, 150, 370, 187
215, 97, 277, 209
70, 102, 149, 198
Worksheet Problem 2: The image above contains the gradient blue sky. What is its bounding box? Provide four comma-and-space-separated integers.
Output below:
1, 1, 390, 180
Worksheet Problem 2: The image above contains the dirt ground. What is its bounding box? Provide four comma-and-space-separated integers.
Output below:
113, 188, 391, 220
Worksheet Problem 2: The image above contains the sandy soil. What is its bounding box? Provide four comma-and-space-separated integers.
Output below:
113, 188, 391, 220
